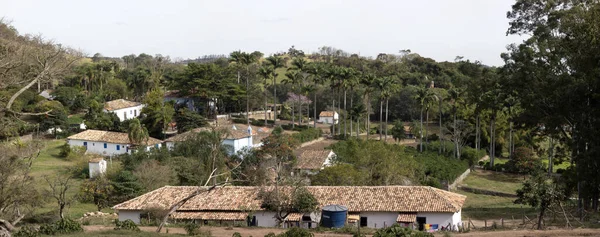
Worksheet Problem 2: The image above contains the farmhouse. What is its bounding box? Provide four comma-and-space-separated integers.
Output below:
318, 111, 338, 124
104, 99, 143, 121
67, 129, 163, 156
164, 125, 269, 155
113, 186, 465, 231
293, 148, 334, 175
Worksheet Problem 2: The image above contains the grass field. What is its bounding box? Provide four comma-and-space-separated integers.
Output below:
28, 139, 113, 222
458, 169, 536, 220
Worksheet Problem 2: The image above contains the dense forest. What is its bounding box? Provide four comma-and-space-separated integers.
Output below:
1, 0, 600, 234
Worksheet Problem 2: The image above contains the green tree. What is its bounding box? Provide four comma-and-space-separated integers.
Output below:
515, 171, 566, 230
79, 176, 113, 211
229, 51, 260, 124
259, 65, 274, 125
412, 86, 433, 152
390, 121, 406, 143
266, 56, 286, 122
141, 89, 174, 138
174, 108, 207, 133
127, 118, 149, 146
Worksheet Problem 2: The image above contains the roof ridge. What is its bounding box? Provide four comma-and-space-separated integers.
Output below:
425, 186, 462, 212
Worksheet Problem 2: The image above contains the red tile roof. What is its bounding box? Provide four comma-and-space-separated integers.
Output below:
67, 130, 162, 146
104, 99, 141, 111
319, 111, 336, 117
113, 186, 466, 213
171, 212, 247, 221
397, 213, 417, 223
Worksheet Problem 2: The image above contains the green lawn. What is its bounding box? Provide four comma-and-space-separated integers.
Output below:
461, 169, 524, 194
29, 140, 113, 222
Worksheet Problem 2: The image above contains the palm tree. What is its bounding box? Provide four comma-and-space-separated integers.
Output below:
325, 65, 341, 135
504, 94, 518, 159
283, 70, 302, 128
266, 56, 286, 123
350, 103, 367, 138
432, 88, 446, 155
289, 57, 310, 124
306, 62, 325, 128
361, 73, 377, 140
229, 51, 259, 124
128, 118, 149, 146
413, 86, 433, 152
258, 65, 274, 125
338, 67, 356, 137
447, 88, 465, 158
346, 72, 360, 137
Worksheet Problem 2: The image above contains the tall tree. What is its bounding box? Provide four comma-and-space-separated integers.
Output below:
229, 51, 259, 124
266, 56, 286, 123
128, 118, 149, 146
258, 65, 274, 125
413, 86, 433, 152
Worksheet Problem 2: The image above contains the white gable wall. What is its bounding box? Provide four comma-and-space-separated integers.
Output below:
118, 210, 141, 224
89, 160, 107, 178
253, 211, 278, 227
360, 212, 398, 229
68, 139, 159, 156
417, 212, 460, 230
105, 104, 144, 122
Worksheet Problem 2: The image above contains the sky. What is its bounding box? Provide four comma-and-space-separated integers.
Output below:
1, 0, 524, 66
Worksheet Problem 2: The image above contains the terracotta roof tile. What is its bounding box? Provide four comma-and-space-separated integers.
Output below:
113, 186, 466, 213
171, 212, 247, 221
294, 149, 332, 170
67, 130, 162, 145
104, 99, 141, 111
285, 213, 303, 222
319, 111, 336, 117
397, 213, 417, 223
88, 157, 104, 163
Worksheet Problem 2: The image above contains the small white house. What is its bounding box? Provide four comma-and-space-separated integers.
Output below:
104, 99, 144, 122
67, 129, 163, 156
113, 186, 466, 231
164, 125, 268, 156
88, 157, 107, 178
294, 149, 335, 175
318, 111, 339, 124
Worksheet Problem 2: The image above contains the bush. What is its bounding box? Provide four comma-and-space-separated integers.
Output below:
114, 219, 140, 231
38, 218, 83, 235
264, 233, 277, 237
291, 127, 322, 143
277, 227, 313, 237
232, 118, 247, 124
58, 142, 71, 158
184, 222, 200, 236
373, 224, 434, 237
504, 147, 542, 174
232, 232, 242, 237
13, 226, 40, 237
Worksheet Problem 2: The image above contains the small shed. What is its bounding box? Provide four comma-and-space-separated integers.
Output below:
318, 111, 339, 124
88, 157, 107, 178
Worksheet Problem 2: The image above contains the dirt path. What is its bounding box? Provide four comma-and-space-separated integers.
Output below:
84, 225, 352, 237
451, 228, 600, 237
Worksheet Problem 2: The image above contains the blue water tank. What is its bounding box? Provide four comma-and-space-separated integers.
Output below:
321, 205, 348, 228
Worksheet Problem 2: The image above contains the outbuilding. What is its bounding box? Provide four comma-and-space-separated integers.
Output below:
104, 99, 144, 122
113, 186, 465, 231
318, 111, 339, 125
67, 129, 163, 156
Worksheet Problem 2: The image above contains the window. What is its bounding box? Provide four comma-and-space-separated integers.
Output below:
130, 110, 132, 114
123, 111, 127, 120
83, 142, 87, 146
360, 217, 367, 227
116, 145, 120, 151
134, 110, 137, 117
103, 143, 107, 149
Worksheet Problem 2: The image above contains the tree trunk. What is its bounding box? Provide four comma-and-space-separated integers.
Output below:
366, 97, 370, 140
476, 114, 480, 152
425, 109, 429, 146
438, 100, 443, 155
273, 78, 277, 124
537, 204, 546, 230
385, 98, 389, 141
350, 95, 353, 137
246, 66, 250, 125
59, 204, 65, 219
509, 121, 513, 159
490, 114, 496, 166
454, 110, 458, 159
292, 102, 295, 128
314, 90, 317, 128
265, 90, 268, 125
7, 72, 46, 110
344, 90, 347, 137
379, 99, 383, 141
420, 106, 423, 152
332, 99, 335, 136
548, 137, 554, 175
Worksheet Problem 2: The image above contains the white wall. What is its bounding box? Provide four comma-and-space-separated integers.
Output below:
68, 139, 159, 156
253, 211, 278, 227
360, 212, 398, 229
224, 136, 253, 155
118, 210, 141, 224
417, 212, 458, 230
68, 139, 129, 156
89, 160, 107, 178
106, 104, 144, 122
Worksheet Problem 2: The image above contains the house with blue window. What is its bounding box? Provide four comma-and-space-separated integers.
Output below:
67, 129, 163, 156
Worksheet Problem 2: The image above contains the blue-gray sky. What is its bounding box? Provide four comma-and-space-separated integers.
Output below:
1, 0, 523, 66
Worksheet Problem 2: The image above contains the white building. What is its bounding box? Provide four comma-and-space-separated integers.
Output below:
294, 149, 334, 175
318, 111, 339, 124
67, 130, 163, 156
88, 157, 107, 178
104, 99, 144, 122
164, 125, 269, 156
113, 186, 465, 231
